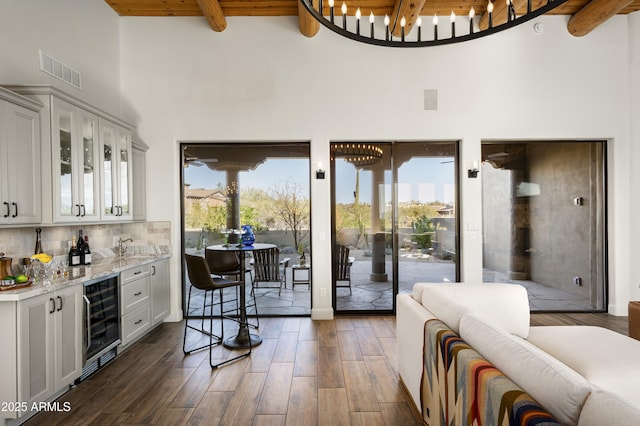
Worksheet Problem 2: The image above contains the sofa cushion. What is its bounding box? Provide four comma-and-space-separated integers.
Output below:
578, 388, 640, 426
420, 283, 530, 338
460, 313, 592, 425
528, 326, 640, 408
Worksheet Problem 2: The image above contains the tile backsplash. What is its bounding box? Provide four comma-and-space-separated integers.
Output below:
0, 221, 171, 262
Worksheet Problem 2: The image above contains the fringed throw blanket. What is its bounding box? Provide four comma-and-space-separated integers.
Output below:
420, 319, 559, 426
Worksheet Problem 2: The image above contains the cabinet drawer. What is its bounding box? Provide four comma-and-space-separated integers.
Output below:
121, 264, 151, 284
121, 306, 151, 347
121, 277, 150, 315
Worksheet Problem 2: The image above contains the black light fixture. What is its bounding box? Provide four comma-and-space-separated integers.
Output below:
299, 0, 568, 48
468, 161, 480, 178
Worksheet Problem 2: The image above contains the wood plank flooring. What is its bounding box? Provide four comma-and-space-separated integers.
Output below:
24, 312, 629, 425
24, 316, 421, 426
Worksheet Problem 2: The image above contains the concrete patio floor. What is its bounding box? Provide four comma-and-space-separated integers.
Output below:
185, 249, 595, 317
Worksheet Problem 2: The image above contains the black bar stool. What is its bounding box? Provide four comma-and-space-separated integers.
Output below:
205, 248, 259, 329
182, 253, 252, 368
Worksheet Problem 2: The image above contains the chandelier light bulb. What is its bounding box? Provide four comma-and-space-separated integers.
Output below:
341, 2, 347, 14
384, 14, 390, 26
328, 0, 334, 7
401, 17, 406, 27
450, 11, 456, 22
356, 8, 361, 19
417, 16, 422, 27
433, 14, 438, 25
469, 7, 475, 19
369, 11, 375, 23
488, 1, 494, 13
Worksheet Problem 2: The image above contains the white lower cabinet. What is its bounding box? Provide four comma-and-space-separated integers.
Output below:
151, 258, 170, 325
0, 285, 82, 421
120, 264, 152, 347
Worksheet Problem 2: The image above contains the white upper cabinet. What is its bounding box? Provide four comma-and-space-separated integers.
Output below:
0, 88, 42, 226
51, 98, 100, 222
4, 85, 136, 225
99, 118, 132, 221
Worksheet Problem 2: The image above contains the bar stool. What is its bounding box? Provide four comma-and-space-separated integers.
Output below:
205, 248, 259, 329
182, 253, 252, 368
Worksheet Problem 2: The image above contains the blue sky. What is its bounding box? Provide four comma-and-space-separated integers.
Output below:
185, 157, 455, 204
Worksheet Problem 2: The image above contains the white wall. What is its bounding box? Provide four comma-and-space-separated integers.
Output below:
0, 0, 121, 115
0, 1, 637, 318
119, 14, 635, 317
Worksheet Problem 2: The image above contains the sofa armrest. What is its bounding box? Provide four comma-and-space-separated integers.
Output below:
396, 293, 436, 412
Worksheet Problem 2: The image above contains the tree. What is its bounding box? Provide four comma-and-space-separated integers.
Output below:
269, 180, 310, 250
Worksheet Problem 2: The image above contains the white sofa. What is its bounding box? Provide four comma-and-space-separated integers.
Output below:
397, 282, 640, 425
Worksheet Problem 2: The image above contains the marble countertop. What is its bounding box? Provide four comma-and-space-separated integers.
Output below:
0, 254, 171, 302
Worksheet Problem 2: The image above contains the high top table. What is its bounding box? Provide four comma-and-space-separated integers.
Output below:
206, 243, 275, 349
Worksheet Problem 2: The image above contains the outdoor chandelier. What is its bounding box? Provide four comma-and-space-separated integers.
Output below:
332, 143, 384, 166
299, 0, 568, 47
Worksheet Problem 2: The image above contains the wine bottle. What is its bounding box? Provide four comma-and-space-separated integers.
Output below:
83, 235, 92, 265
77, 229, 85, 264
68, 236, 81, 266
34, 227, 42, 255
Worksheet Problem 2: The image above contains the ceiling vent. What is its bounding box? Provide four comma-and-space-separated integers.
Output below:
39, 50, 82, 90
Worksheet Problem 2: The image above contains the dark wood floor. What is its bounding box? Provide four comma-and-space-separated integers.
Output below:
25, 313, 628, 426
530, 311, 629, 335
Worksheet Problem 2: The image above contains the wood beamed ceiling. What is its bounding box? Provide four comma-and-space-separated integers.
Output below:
105, 0, 640, 38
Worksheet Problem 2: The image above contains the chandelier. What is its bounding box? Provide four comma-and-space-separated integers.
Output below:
332, 143, 384, 166
299, 0, 568, 47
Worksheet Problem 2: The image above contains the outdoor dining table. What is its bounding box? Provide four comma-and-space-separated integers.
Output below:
206, 242, 275, 349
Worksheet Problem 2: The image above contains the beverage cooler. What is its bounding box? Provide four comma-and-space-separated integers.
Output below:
79, 272, 120, 381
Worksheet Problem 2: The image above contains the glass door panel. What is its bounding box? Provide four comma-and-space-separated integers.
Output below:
58, 108, 73, 217
331, 141, 459, 314
396, 142, 459, 293
81, 113, 97, 217
102, 126, 114, 217
481, 141, 606, 311
332, 142, 394, 313
119, 138, 130, 216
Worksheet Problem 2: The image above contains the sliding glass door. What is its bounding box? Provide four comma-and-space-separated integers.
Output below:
331, 141, 459, 314
181, 142, 311, 317
481, 141, 607, 311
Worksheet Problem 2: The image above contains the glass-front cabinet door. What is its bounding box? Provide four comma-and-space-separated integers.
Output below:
51, 98, 99, 222
117, 127, 132, 219
99, 118, 132, 221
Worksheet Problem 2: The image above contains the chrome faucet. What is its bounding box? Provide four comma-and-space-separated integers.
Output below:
119, 238, 133, 257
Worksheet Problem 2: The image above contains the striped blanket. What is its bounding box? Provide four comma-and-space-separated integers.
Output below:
421, 319, 559, 426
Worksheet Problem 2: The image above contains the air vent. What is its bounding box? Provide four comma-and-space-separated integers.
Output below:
39, 50, 82, 89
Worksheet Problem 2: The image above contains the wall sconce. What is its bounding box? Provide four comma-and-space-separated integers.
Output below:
468, 161, 480, 178
316, 162, 326, 179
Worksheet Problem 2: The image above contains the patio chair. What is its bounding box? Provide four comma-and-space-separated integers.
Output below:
336, 244, 354, 294
251, 247, 289, 296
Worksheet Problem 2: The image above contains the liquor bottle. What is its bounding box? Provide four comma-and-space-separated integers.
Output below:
83, 235, 92, 265
77, 229, 85, 264
34, 227, 42, 254
68, 236, 81, 266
